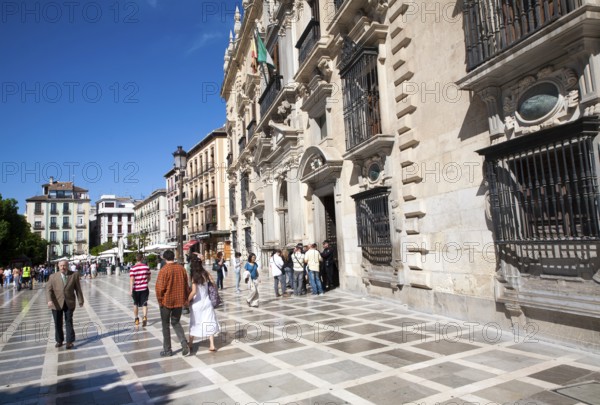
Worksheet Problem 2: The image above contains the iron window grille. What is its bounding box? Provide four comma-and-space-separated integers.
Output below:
352, 187, 392, 265
241, 173, 249, 211
244, 227, 252, 252
339, 40, 382, 151
463, 0, 582, 71
479, 116, 600, 244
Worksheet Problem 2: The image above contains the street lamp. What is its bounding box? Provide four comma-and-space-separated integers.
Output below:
173, 145, 187, 263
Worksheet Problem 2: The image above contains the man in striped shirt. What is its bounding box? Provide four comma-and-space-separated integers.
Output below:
130, 253, 151, 327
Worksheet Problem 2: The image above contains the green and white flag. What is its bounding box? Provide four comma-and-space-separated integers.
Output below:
255, 30, 275, 70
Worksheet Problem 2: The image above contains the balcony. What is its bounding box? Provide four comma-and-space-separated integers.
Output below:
34, 209, 43, 215
50, 209, 58, 215
76, 223, 86, 228
62, 239, 71, 244
62, 210, 71, 215
33, 224, 44, 230
259, 75, 283, 117
76, 238, 87, 243
296, 19, 321, 66
463, 0, 582, 72
49, 240, 59, 245
50, 224, 59, 230
62, 223, 71, 229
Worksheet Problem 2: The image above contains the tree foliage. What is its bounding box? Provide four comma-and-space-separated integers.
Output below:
90, 240, 116, 257
0, 194, 48, 266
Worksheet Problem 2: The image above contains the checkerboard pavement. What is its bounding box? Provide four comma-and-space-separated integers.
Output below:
1, 271, 599, 404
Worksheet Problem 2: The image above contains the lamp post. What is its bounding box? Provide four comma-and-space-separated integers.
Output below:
173, 146, 187, 263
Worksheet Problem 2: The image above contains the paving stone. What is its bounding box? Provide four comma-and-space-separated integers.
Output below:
347, 376, 438, 404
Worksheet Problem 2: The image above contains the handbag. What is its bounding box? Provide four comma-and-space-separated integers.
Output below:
207, 281, 222, 308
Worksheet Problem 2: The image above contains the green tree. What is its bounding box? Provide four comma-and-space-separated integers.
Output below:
90, 240, 116, 257
0, 194, 48, 266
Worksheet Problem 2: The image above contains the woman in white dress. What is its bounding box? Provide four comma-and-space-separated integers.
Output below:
187, 254, 219, 352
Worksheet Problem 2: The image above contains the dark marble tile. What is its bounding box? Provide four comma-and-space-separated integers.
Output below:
142, 371, 212, 397
132, 358, 192, 378
213, 358, 280, 381
0, 367, 42, 385
304, 359, 379, 384
365, 348, 434, 367
347, 376, 438, 404
236, 372, 316, 402
195, 347, 253, 365
58, 346, 108, 362
0, 355, 44, 372
327, 338, 386, 354
529, 364, 597, 386
57, 357, 114, 376
410, 361, 497, 388
251, 338, 306, 353
153, 388, 237, 405
414, 340, 480, 356
343, 323, 393, 335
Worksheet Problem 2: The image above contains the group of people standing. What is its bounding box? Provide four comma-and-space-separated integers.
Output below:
270, 240, 337, 299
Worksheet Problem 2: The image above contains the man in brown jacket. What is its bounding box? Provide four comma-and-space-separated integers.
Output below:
155, 250, 191, 357
46, 260, 84, 349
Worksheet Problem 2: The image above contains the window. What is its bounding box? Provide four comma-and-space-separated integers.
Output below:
245, 227, 252, 252
63, 203, 70, 213
231, 230, 238, 251
50, 231, 57, 242
105, 202, 115, 208
51, 203, 58, 214
34, 202, 42, 214
229, 187, 236, 216
34, 221, 42, 229
77, 216, 83, 225
352, 187, 392, 265
63, 217, 69, 226
340, 40, 381, 150
62, 231, 69, 243
317, 115, 327, 139
241, 173, 249, 211
481, 122, 600, 243
108, 225, 113, 233
77, 231, 83, 241
63, 245, 70, 256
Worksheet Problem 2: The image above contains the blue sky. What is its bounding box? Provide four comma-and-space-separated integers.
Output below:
0, 0, 238, 212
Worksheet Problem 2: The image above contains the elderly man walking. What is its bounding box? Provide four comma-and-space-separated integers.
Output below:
46, 260, 84, 349
155, 250, 191, 357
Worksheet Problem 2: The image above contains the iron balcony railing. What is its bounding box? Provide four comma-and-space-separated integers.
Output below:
33, 224, 44, 230
259, 75, 283, 117
34, 209, 43, 215
62, 223, 71, 229
341, 49, 382, 151
50, 223, 59, 229
50, 209, 58, 215
296, 19, 321, 65
463, 0, 582, 71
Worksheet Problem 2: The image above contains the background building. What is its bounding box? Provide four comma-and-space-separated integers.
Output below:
25, 177, 91, 260
185, 127, 231, 260
133, 189, 167, 249
222, 0, 600, 350
164, 167, 187, 250
95, 195, 135, 246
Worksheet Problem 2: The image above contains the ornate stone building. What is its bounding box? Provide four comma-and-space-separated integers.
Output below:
222, 0, 600, 349
133, 189, 167, 249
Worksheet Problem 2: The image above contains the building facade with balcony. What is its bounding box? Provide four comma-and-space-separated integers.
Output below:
164, 167, 188, 249
95, 195, 135, 246
133, 189, 167, 249
185, 127, 231, 260
222, 0, 600, 349
25, 177, 91, 260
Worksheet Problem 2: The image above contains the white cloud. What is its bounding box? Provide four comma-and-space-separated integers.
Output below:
186, 33, 223, 55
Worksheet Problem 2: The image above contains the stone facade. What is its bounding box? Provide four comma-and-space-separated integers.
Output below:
133, 189, 167, 248
25, 178, 91, 260
222, 0, 600, 349
95, 195, 135, 246
184, 127, 232, 260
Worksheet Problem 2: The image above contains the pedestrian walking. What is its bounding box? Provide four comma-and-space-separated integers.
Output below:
46, 260, 84, 349
231, 251, 242, 293
130, 253, 151, 327
155, 250, 191, 357
245, 253, 260, 307
187, 254, 219, 354
281, 248, 293, 292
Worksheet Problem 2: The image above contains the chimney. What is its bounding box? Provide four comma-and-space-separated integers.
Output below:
49, 176, 54, 184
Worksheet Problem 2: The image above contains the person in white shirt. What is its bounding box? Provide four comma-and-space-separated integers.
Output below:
304, 243, 324, 296
269, 250, 285, 297
231, 252, 242, 293
291, 245, 305, 296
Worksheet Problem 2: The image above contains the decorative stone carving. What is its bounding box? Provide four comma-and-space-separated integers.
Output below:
502, 66, 580, 136
317, 57, 333, 81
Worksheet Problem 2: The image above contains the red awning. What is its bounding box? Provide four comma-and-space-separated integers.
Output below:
183, 240, 198, 250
